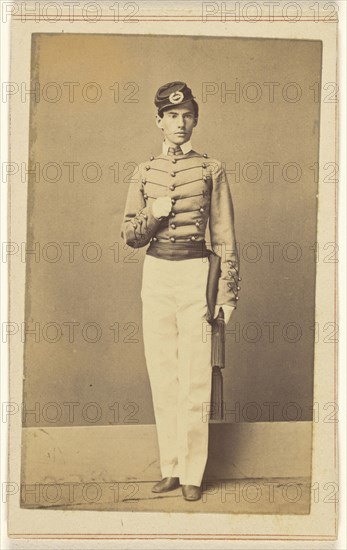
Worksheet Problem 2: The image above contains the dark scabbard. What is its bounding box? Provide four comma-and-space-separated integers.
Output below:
210, 307, 225, 421
206, 252, 222, 325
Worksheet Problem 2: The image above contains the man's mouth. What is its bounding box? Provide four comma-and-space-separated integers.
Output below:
175, 132, 186, 135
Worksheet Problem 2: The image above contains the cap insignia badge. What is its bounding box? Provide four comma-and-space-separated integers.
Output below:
169, 91, 184, 104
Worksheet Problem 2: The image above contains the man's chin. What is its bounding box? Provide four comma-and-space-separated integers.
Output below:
172, 135, 189, 145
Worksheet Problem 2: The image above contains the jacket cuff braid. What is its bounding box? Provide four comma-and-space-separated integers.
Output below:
121, 204, 161, 248
217, 258, 241, 308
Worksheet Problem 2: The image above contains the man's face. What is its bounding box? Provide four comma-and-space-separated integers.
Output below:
156, 101, 197, 146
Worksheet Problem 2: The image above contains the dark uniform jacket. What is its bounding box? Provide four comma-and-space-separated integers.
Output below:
120, 149, 240, 308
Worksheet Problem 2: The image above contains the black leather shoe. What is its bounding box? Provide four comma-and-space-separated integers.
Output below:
182, 485, 201, 501
151, 477, 180, 493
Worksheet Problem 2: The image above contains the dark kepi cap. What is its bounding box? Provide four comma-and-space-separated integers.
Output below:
155, 81, 195, 113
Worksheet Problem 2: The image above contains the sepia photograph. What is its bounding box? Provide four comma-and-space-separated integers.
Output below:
19, 31, 321, 514
4, 0, 341, 543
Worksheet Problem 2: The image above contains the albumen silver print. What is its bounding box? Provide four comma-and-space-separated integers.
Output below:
5, 0, 340, 543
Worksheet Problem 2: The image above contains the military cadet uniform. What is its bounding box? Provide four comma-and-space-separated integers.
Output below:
121, 82, 240, 491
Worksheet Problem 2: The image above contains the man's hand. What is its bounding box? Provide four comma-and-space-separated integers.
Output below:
152, 196, 172, 219
214, 304, 235, 324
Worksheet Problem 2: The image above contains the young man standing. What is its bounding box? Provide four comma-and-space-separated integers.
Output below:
121, 81, 240, 501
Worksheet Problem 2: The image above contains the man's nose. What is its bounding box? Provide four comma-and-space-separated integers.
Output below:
177, 116, 185, 128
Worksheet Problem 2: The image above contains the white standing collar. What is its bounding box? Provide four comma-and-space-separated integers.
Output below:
162, 140, 192, 155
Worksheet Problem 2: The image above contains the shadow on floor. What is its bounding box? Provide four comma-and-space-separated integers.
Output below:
20, 477, 311, 514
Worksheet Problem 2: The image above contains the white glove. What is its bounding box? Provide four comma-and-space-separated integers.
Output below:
214, 304, 235, 324
152, 196, 172, 219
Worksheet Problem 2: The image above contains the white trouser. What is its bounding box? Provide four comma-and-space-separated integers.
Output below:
141, 254, 212, 486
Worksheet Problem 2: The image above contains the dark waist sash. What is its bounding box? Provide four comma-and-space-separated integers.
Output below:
146, 239, 211, 260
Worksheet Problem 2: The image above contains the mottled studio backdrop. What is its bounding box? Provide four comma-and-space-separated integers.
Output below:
23, 34, 321, 427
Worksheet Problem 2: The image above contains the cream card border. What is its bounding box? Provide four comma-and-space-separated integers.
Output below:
6, 0, 340, 542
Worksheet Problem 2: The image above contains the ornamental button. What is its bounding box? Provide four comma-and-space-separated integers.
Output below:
170, 211, 176, 217
170, 184, 175, 191
142, 178, 146, 184
150, 156, 154, 161
202, 163, 207, 169
143, 193, 148, 200
152, 236, 158, 242
145, 165, 150, 170
170, 236, 176, 243
172, 158, 177, 164
203, 153, 208, 158
195, 221, 200, 227
203, 176, 207, 182
170, 223, 176, 229
199, 207, 205, 213
171, 198, 176, 205
143, 214, 148, 219
237, 286, 241, 290
171, 171, 176, 177
238, 276, 242, 281
190, 236, 196, 241
236, 296, 239, 300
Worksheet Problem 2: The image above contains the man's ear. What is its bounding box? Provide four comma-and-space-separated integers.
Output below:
155, 114, 164, 130
193, 118, 198, 128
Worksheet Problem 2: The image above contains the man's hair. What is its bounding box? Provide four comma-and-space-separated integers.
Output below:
158, 99, 199, 120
